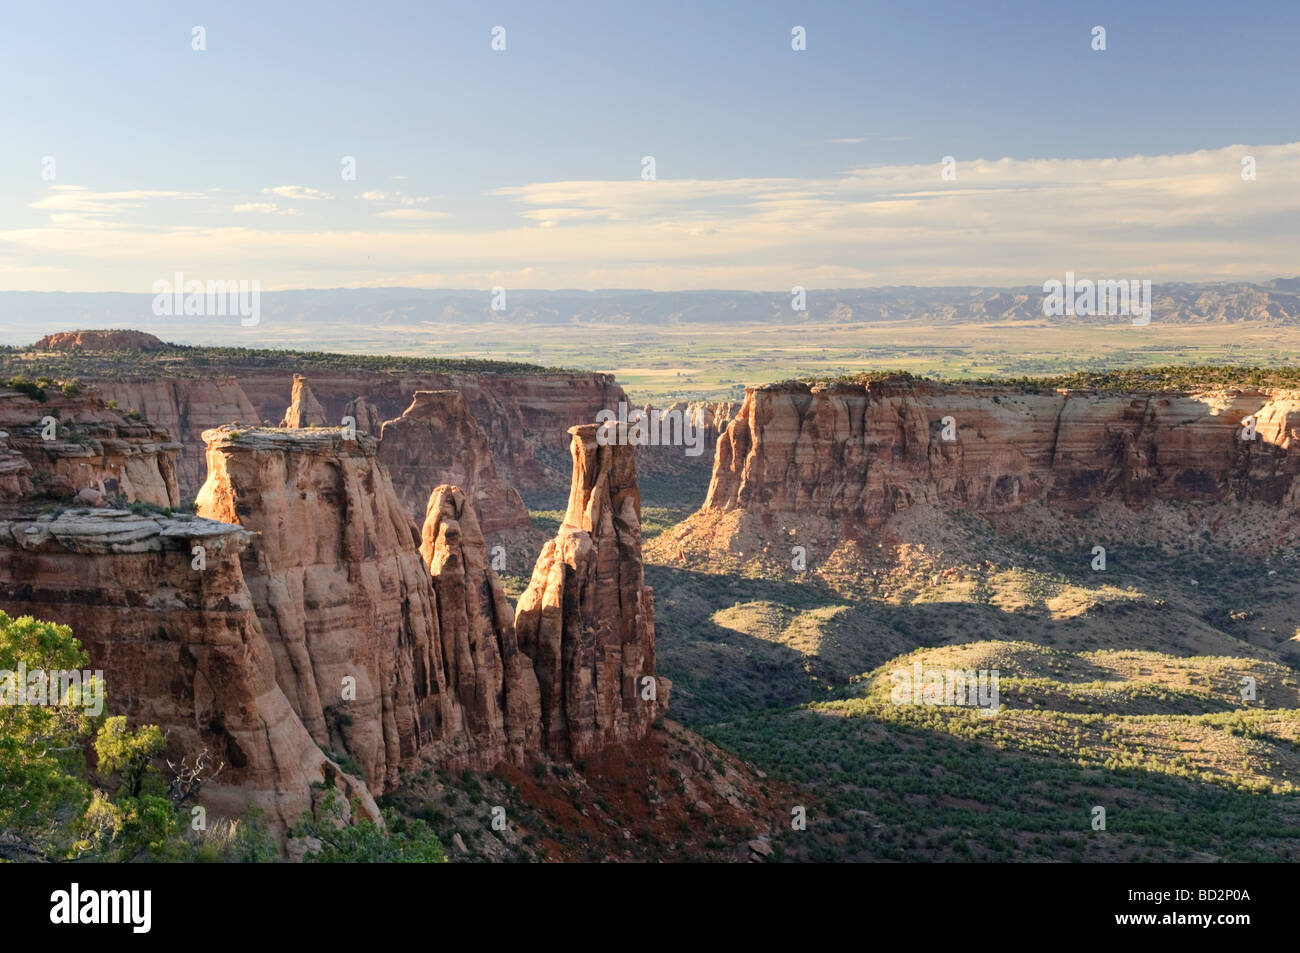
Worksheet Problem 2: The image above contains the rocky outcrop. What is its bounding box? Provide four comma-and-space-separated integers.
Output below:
0, 509, 377, 836
88, 378, 258, 495
343, 395, 384, 435
195, 426, 441, 791
514, 424, 667, 760
0, 385, 179, 507
2, 404, 670, 843
675, 378, 1300, 555
193, 423, 564, 786
420, 485, 542, 765
280, 375, 327, 429
34, 330, 165, 351
378, 390, 531, 539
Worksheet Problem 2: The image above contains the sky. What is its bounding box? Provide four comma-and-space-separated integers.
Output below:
2, 0, 1298, 292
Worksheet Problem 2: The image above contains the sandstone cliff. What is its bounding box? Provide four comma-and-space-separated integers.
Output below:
378, 390, 531, 539
634, 399, 740, 481
34, 330, 165, 352
515, 424, 668, 760
0, 509, 377, 836
195, 426, 443, 791
669, 378, 1300, 559
343, 395, 384, 435
0, 385, 179, 507
87, 377, 258, 495
82, 365, 624, 500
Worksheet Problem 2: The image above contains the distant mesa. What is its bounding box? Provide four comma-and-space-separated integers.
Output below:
33, 330, 166, 352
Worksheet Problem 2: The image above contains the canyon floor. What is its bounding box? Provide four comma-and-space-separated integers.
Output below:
620, 481, 1300, 861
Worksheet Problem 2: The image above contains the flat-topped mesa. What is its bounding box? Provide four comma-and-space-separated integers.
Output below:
514, 424, 668, 761
0, 509, 377, 837
34, 330, 165, 352
0, 385, 179, 507
377, 390, 531, 539
195, 425, 440, 792
280, 374, 328, 428
696, 378, 1300, 535
419, 485, 542, 766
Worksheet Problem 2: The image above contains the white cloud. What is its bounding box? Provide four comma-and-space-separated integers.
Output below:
262, 185, 333, 201
28, 186, 200, 221
233, 202, 279, 214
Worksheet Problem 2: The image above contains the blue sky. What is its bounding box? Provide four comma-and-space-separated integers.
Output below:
2, 0, 1298, 290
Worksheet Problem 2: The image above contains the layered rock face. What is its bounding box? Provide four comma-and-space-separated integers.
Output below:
87, 368, 624, 498
0, 511, 376, 837
195, 427, 442, 791
89, 378, 258, 494
700, 378, 1300, 527
343, 395, 384, 435
378, 390, 530, 537
2, 392, 670, 839
515, 424, 668, 760
0, 386, 179, 507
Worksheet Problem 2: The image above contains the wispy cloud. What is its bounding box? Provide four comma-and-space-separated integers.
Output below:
27, 186, 200, 225
4, 143, 1298, 290
262, 185, 333, 201
233, 202, 299, 215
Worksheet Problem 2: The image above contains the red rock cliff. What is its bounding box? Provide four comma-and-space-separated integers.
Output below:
420, 485, 543, 767
378, 390, 531, 539
680, 379, 1300, 556
0, 385, 179, 507
89, 368, 625, 499
0, 509, 377, 836
195, 427, 445, 791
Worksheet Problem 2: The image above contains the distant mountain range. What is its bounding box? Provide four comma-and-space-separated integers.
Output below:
3, 279, 1300, 345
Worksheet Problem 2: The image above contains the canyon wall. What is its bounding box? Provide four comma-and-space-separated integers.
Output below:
420, 485, 542, 766
689, 379, 1300, 544
633, 399, 740, 483
377, 390, 531, 539
515, 424, 668, 760
0, 386, 179, 508
86, 378, 258, 494
195, 422, 666, 780
89, 368, 625, 499
0, 510, 376, 835
0, 383, 374, 836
